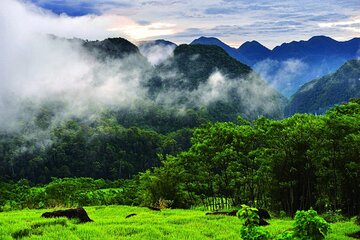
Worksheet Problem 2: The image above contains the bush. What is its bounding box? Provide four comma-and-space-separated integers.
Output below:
237, 205, 271, 240
293, 209, 330, 240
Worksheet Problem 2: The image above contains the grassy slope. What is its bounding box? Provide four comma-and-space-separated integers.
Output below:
0, 206, 359, 239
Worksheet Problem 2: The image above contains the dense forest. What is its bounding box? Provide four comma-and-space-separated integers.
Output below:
1, 99, 359, 217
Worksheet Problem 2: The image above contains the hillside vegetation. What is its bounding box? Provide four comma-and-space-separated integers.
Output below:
1, 99, 359, 218
286, 59, 360, 115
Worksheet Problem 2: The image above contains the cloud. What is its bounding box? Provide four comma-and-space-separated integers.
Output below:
108, 22, 180, 41
30, 0, 134, 16
0, 0, 155, 132
1, 0, 281, 133
319, 17, 360, 34
24, 0, 360, 48
0, 0, 181, 43
254, 59, 309, 96
204, 7, 238, 15
139, 42, 176, 66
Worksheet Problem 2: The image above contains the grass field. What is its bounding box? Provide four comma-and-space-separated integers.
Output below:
0, 206, 359, 239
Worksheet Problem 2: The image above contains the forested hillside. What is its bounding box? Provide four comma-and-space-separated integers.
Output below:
148, 44, 286, 121
286, 59, 360, 115
0, 36, 285, 183
138, 99, 360, 215
1, 99, 359, 217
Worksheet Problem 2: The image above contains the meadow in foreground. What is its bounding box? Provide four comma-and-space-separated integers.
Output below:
0, 206, 359, 240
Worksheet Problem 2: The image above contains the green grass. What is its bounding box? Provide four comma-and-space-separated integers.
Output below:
0, 206, 358, 239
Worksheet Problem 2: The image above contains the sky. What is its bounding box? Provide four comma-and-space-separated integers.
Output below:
8, 0, 360, 48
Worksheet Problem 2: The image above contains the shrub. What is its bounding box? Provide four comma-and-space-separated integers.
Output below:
276, 209, 330, 240
293, 209, 330, 240
237, 205, 271, 240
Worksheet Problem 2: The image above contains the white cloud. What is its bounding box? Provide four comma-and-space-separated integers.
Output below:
254, 59, 309, 96
6, 0, 358, 48
139, 43, 176, 66
319, 17, 360, 34
0, 0, 155, 131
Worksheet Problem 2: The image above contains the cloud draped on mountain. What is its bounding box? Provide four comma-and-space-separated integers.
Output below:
285, 59, 360, 115
77, 37, 287, 121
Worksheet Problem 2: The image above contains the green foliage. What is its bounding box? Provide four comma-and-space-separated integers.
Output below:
136, 100, 360, 214
238, 205, 261, 226
276, 231, 296, 240
1, 99, 360, 217
293, 209, 330, 240
0, 178, 129, 211
237, 205, 272, 240
0, 113, 195, 183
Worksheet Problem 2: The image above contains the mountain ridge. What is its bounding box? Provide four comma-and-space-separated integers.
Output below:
189, 35, 360, 96
285, 59, 360, 115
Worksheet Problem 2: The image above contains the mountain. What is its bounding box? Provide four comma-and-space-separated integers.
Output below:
190, 36, 360, 97
190, 36, 269, 64
285, 59, 360, 115
266, 36, 360, 96
83, 37, 141, 58
270, 36, 358, 60
237, 40, 271, 65
191, 36, 247, 63
191, 37, 271, 66
79, 37, 285, 121
148, 44, 286, 121
160, 43, 252, 83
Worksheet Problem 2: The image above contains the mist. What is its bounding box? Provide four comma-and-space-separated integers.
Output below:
152, 68, 284, 119
0, 0, 152, 132
139, 42, 176, 66
254, 58, 309, 97
0, 0, 285, 137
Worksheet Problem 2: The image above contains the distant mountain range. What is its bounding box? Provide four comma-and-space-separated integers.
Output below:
79, 37, 286, 121
191, 36, 270, 65
190, 36, 360, 97
75, 36, 360, 118
285, 59, 360, 115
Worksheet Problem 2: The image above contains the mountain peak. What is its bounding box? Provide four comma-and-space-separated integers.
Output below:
190, 36, 245, 62
83, 37, 140, 58
191, 36, 227, 46
239, 40, 268, 49
308, 35, 335, 41
307, 35, 338, 45
238, 40, 270, 51
237, 40, 271, 65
